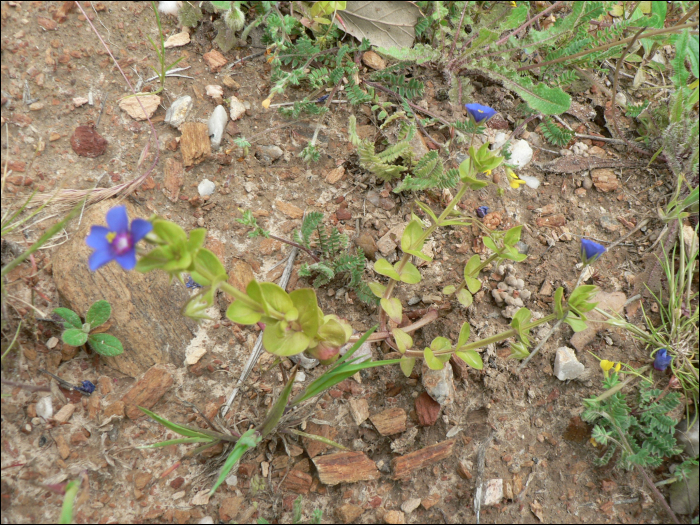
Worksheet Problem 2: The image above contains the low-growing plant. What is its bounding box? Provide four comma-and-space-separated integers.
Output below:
142, 1, 184, 96
52, 300, 124, 357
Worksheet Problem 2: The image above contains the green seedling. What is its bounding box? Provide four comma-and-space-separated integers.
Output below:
53, 300, 124, 357
144, 1, 184, 95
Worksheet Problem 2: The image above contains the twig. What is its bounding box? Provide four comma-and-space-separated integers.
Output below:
573, 133, 627, 145
95, 94, 108, 130
224, 50, 267, 71
0, 379, 50, 393
221, 247, 299, 417
473, 432, 494, 524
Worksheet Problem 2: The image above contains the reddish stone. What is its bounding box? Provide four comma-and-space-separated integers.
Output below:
336, 208, 352, 221
170, 477, 185, 490
121, 365, 174, 419
415, 391, 441, 426
70, 125, 108, 158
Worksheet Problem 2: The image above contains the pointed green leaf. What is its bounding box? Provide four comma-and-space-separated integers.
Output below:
192, 248, 226, 283
88, 333, 124, 356
368, 281, 387, 298
415, 201, 438, 223
464, 255, 481, 278
442, 285, 456, 295
392, 328, 413, 354
317, 318, 349, 347
399, 356, 416, 377
401, 220, 425, 252
553, 286, 565, 319
258, 369, 298, 437
62, 328, 88, 346
374, 258, 400, 280
456, 289, 473, 307
564, 315, 588, 332
503, 225, 523, 247
405, 249, 432, 262
456, 350, 483, 370
398, 261, 422, 284
210, 429, 262, 496
380, 298, 403, 324
457, 322, 471, 348
85, 300, 111, 328
53, 308, 82, 330
262, 322, 310, 356
482, 236, 499, 253
260, 282, 293, 315
440, 219, 472, 227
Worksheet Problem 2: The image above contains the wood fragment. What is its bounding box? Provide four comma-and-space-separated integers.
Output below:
370, 407, 407, 436
180, 122, 211, 167
162, 158, 183, 202
312, 451, 380, 485
280, 470, 312, 494
391, 439, 455, 480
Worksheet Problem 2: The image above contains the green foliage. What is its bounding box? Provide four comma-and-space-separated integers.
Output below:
53, 300, 124, 357
144, 1, 184, 95
393, 151, 460, 193
236, 209, 270, 238
539, 116, 575, 147
294, 213, 375, 304
582, 374, 684, 470
348, 115, 409, 181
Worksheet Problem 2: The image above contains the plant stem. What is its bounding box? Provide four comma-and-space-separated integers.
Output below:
268, 234, 319, 262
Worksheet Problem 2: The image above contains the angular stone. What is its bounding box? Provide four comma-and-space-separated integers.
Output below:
482, 478, 504, 506
421, 493, 440, 510
302, 422, 337, 458
219, 496, 244, 522
337, 208, 352, 221
55, 434, 70, 459
313, 451, 380, 485
281, 470, 312, 494
226, 259, 254, 301
164, 95, 192, 129
336, 504, 363, 524
203, 49, 227, 72
52, 201, 198, 377
421, 361, 455, 406
377, 223, 407, 256
401, 498, 421, 514
535, 214, 566, 228
326, 166, 345, 184
119, 95, 160, 121
362, 50, 386, 70
370, 407, 407, 436
53, 403, 76, 423
591, 168, 619, 192
164, 32, 190, 48
229, 95, 246, 121
391, 440, 455, 480
70, 125, 108, 158
163, 158, 184, 203
256, 145, 283, 166
121, 365, 174, 419
180, 122, 211, 167
553, 347, 584, 380
348, 398, 369, 426
383, 510, 405, 524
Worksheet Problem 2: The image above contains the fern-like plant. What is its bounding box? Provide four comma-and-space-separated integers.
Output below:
348, 115, 410, 181
293, 212, 376, 304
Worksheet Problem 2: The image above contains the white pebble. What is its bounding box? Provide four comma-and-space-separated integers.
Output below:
198, 179, 215, 196
208, 105, 228, 150
36, 396, 53, 419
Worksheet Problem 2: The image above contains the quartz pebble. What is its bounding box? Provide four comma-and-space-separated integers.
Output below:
229, 96, 246, 121
198, 179, 215, 196
553, 347, 585, 380
164, 95, 192, 129
208, 105, 228, 150
36, 396, 53, 419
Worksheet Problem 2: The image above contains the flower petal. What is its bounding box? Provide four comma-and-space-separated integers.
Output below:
129, 218, 153, 243
465, 103, 497, 123
581, 239, 606, 265
114, 249, 137, 271
89, 248, 114, 271
86, 226, 111, 250
106, 205, 129, 233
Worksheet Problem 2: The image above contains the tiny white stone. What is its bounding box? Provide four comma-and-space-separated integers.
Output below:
208, 105, 228, 150
229, 96, 246, 121
205, 85, 223, 99
509, 139, 534, 168
36, 396, 53, 419
518, 174, 540, 189
198, 179, 215, 197
158, 1, 180, 16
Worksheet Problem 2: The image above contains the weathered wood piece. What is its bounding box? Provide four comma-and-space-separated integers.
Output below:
180, 122, 211, 166
280, 470, 313, 494
391, 439, 455, 480
370, 407, 407, 436
52, 201, 198, 377
312, 451, 380, 485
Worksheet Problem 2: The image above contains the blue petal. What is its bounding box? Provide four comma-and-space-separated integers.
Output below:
106, 205, 129, 233
114, 249, 137, 270
465, 103, 497, 123
89, 248, 114, 271
581, 238, 606, 264
130, 218, 153, 243
86, 226, 111, 250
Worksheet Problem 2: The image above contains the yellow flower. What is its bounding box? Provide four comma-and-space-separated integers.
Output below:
614, 362, 621, 373
484, 169, 492, 176
510, 1, 517, 6
600, 359, 622, 377
506, 167, 526, 189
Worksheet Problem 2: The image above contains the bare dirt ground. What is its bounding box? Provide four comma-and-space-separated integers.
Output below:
1, 2, 692, 524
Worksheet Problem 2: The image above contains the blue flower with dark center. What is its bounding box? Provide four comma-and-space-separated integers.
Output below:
653, 348, 672, 371
580, 238, 606, 265
476, 206, 489, 218
86, 205, 152, 271
465, 103, 497, 123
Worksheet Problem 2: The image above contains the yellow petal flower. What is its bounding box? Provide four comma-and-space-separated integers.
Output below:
506, 167, 526, 189
600, 360, 614, 372
484, 169, 492, 176
614, 362, 621, 373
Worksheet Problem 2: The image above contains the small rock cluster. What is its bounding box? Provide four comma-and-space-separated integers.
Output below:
491, 264, 532, 318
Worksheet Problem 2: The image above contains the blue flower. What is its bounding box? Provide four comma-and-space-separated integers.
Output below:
78, 380, 96, 394
476, 206, 489, 218
86, 205, 152, 271
465, 103, 497, 123
653, 348, 672, 371
580, 238, 606, 265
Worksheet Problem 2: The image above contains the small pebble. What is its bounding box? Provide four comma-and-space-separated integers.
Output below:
198, 179, 215, 196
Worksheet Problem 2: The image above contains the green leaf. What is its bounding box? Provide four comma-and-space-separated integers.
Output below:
59, 480, 80, 525
503, 225, 523, 247
482, 236, 499, 253
374, 258, 400, 280
442, 285, 456, 295
290, 289, 321, 338
439, 219, 471, 227
463, 255, 481, 278
258, 369, 298, 437
415, 201, 438, 224
380, 298, 403, 324
399, 356, 416, 377
152, 219, 187, 244
191, 248, 226, 285
138, 406, 217, 439
317, 317, 349, 347
210, 429, 262, 495
226, 300, 263, 325
401, 220, 425, 252
457, 322, 470, 347
554, 286, 565, 319
368, 281, 387, 298
53, 308, 82, 330
88, 333, 124, 357
404, 249, 432, 262
568, 285, 598, 312
62, 328, 88, 346
430, 336, 451, 353
456, 350, 482, 370
398, 261, 422, 284
259, 282, 293, 315
392, 328, 413, 354
85, 300, 111, 328
465, 276, 481, 294
424, 347, 445, 370
262, 322, 311, 356
564, 315, 588, 332
456, 289, 472, 307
